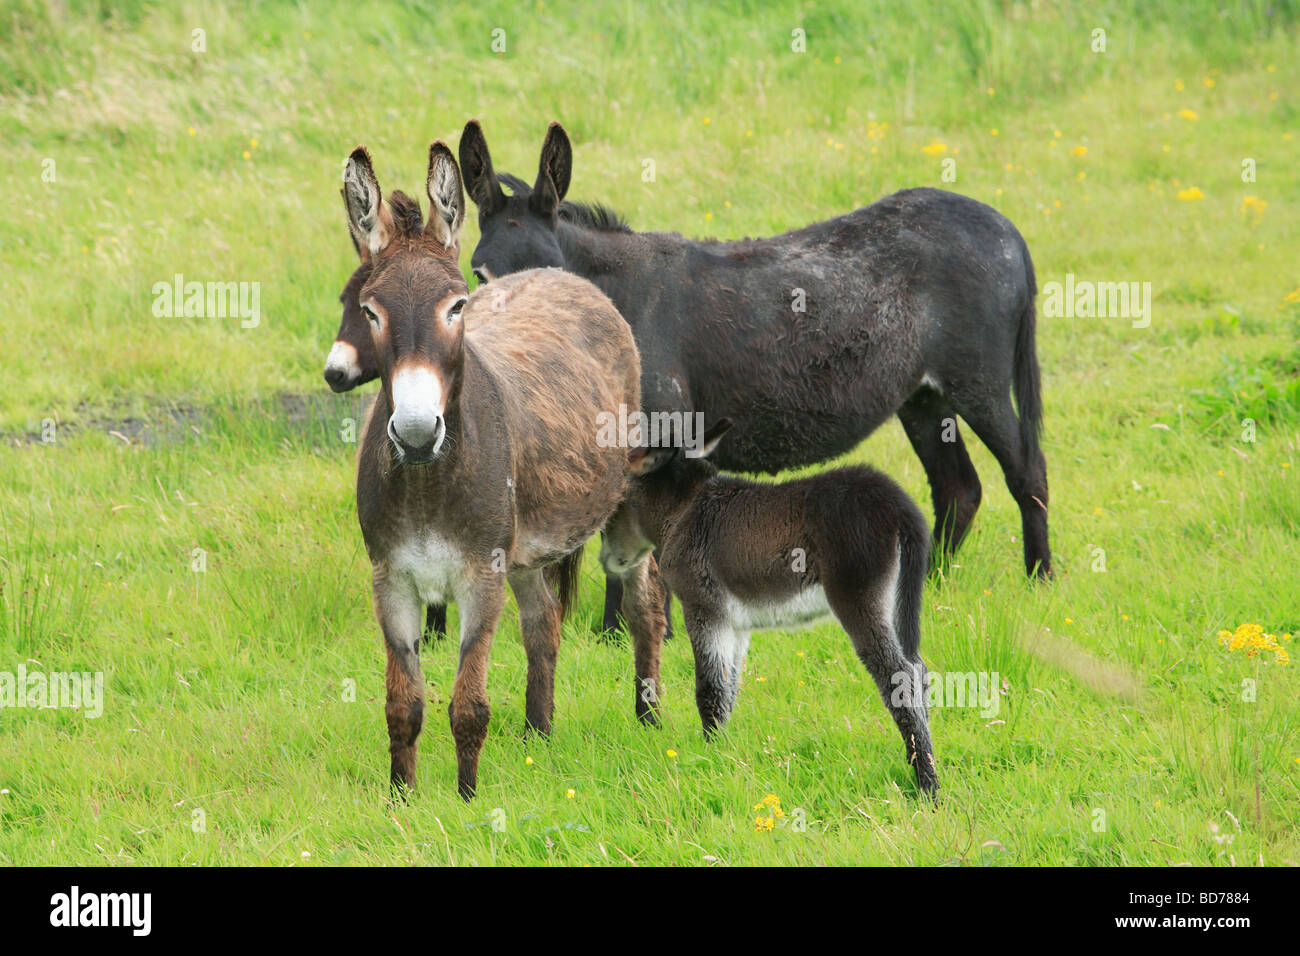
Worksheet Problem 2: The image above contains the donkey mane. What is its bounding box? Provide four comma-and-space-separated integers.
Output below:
498, 172, 631, 233
387, 190, 426, 237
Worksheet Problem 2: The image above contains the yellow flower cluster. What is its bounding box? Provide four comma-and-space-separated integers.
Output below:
1217, 623, 1292, 665
753, 793, 785, 832
1241, 195, 1267, 224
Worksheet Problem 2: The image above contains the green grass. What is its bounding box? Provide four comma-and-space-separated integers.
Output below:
1, 0, 1298, 865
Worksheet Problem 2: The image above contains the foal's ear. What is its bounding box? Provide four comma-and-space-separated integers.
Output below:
697, 418, 733, 459
459, 120, 506, 215
426, 140, 466, 249
628, 445, 675, 476
531, 122, 572, 216
342, 146, 393, 258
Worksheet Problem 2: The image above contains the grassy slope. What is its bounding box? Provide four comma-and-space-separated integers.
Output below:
0, 0, 1297, 864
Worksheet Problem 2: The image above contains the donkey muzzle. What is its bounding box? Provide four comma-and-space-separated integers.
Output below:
388, 364, 448, 462
388, 414, 445, 463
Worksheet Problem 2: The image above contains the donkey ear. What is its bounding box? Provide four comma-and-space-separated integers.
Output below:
426, 140, 466, 249
339, 187, 364, 261
343, 147, 393, 258
459, 120, 506, 215
695, 418, 733, 459
628, 444, 675, 476
531, 122, 572, 216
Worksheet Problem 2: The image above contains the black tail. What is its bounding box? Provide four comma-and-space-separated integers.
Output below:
1012, 238, 1044, 465
894, 507, 931, 661
555, 548, 583, 621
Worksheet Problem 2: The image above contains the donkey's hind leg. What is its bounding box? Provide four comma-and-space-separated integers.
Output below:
373, 572, 425, 792
897, 387, 982, 561
508, 568, 562, 737
827, 588, 938, 797
948, 391, 1051, 579
449, 573, 506, 800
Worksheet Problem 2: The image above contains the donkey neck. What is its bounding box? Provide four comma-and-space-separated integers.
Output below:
555, 221, 675, 322
640, 471, 724, 553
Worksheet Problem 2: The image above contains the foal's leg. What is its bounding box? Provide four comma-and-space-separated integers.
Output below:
897, 387, 982, 560
373, 570, 425, 791
508, 568, 562, 736
621, 553, 667, 726
949, 392, 1051, 578
449, 573, 506, 800
683, 610, 740, 737
826, 588, 938, 798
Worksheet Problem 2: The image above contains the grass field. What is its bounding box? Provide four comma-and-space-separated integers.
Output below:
1, 0, 1298, 865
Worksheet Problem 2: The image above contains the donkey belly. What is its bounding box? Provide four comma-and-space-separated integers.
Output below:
725, 584, 832, 633
511, 529, 581, 571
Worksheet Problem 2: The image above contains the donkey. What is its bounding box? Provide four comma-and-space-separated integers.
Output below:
600, 418, 938, 797
460, 120, 1051, 631
341, 141, 664, 799
327, 198, 459, 644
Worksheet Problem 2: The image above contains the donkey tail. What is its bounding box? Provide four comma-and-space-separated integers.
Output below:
894, 506, 931, 661
555, 547, 583, 621
1012, 237, 1045, 464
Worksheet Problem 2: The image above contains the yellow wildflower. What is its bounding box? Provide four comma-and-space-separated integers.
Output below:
1217, 624, 1291, 664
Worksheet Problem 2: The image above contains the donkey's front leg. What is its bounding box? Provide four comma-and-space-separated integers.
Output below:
622, 553, 667, 726
681, 608, 742, 737
449, 573, 506, 801
373, 570, 425, 792
508, 568, 561, 736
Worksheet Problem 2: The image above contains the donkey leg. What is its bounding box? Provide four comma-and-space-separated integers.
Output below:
448, 576, 506, 801
897, 388, 982, 558
600, 574, 624, 635
603, 562, 674, 640
373, 572, 425, 791
621, 553, 667, 726
827, 590, 938, 798
508, 568, 561, 737
684, 611, 739, 737
951, 394, 1051, 579
423, 603, 448, 644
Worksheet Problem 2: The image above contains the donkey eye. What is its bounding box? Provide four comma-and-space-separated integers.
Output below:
362, 305, 379, 327
447, 297, 468, 324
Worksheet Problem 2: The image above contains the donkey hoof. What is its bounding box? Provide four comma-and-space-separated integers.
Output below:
457, 777, 477, 802
523, 718, 552, 739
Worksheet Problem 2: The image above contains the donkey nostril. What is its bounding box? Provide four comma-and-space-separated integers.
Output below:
388, 415, 445, 462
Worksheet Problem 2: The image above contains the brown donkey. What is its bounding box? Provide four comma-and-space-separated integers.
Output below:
343, 141, 663, 799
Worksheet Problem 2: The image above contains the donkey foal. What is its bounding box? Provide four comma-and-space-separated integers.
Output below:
600, 420, 938, 797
